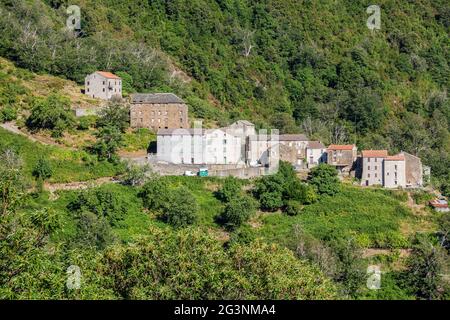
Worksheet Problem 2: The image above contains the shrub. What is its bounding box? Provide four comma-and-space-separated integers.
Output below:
139, 177, 170, 211
26, 94, 74, 137
219, 195, 256, 230
0, 106, 17, 122
215, 177, 242, 202
161, 186, 198, 228
67, 186, 130, 226
32, 157, 53, 180
284, 200, 303, 216
308, 164, 340, 196
77, 116, 97, 130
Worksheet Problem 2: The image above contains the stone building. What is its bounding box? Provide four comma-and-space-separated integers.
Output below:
306, 141, 326, 168
403, 152, 424, 188
383, 154, 406, 188
326, 144, 358, 173
360, 150, 408, 188
85, 71, 122, 100
130, 93, 189, 131
360, 150, 388, 186
157, 121, 253, 165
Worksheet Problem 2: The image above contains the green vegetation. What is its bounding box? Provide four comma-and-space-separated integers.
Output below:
0, 0, 449, 300
26, 94, 75, 138
0, 127, 123, 183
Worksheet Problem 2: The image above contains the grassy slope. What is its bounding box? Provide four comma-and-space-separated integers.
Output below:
0, 127, 122, 183
256, 185, 435, 249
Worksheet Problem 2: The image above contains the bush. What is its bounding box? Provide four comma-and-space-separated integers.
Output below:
32, 157, 53, 188
284, 200, 303, 216
161, 186, 198, 228
308, 164, 340, 196
219, 195, 256, 230
26, 94, 74, 137
139, 177, 170, 211
215, 177, 242, 202
77, 116, 97, 130
67, 186, 130, 226
0, 106, 17, 122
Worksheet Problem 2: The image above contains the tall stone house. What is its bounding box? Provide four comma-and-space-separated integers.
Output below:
326, 145, 358, 173
130, 93, 189, 131
85, 71, 122, 100
360, 150, 406, 188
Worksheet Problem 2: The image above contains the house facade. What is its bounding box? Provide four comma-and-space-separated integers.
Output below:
85, 71, 122, 100
306, 141, 326, 168
130, 93, 189, 131
360, 150, 388, 186
157, 126, 245, 165
384, 155, 406, 188
326, 145, 357, 173
360, 150, 407, 188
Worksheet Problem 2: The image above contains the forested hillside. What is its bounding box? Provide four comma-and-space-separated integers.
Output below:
0, 0, 450, 300
0, 0, 449, 191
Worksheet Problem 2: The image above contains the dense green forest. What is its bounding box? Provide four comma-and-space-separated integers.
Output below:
0, 0, 449, 300
0, 0, 449, 191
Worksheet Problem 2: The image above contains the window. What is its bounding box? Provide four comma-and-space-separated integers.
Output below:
102, 88, 105, 92
395, 181, 398, 185
368, 174, 371, 178
87, 88, 89, 92
103, 81, 105, 85
368, 158, 371, 162
395, 165, 397, 170
375, 173, 377, 178
375, 158, 378, 162
375, 166, 378, 170
368, 166, 370, 170
87, 81, 90, 85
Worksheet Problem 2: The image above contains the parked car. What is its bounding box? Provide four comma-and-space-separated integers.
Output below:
184, 170, 197, 176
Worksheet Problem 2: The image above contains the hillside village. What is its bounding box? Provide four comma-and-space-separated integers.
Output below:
84, 71, 434, 191
0, 0, 449, 302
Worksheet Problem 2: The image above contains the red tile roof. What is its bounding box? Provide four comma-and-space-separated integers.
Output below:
385, 155, 405, 161
96, 71, 121, 79
328, 144, 355, 151
430, 200, 448, 208
361, 150, 388, 158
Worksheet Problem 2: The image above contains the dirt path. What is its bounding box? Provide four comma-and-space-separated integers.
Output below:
362, 248, 411, 258
1, 121, 67, 148
45, 177, 120, 198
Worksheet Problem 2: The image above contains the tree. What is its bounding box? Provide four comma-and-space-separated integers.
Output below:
161, 187, 198, 228
215, 177, 242, 202
0, 149, 25, 216
139, 177, 170, 211
308, 164, 340, 196
91, 126, 123, 162
26, 94, 74, 137
219, 195, 256, 230
253, 174, 284, 211
404, 236, 447, 300
97, 100, 130, 133
122, 162, 149, 187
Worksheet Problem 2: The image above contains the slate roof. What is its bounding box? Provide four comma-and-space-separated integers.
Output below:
131, 93, 185, 104
307, 141, 326, 149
